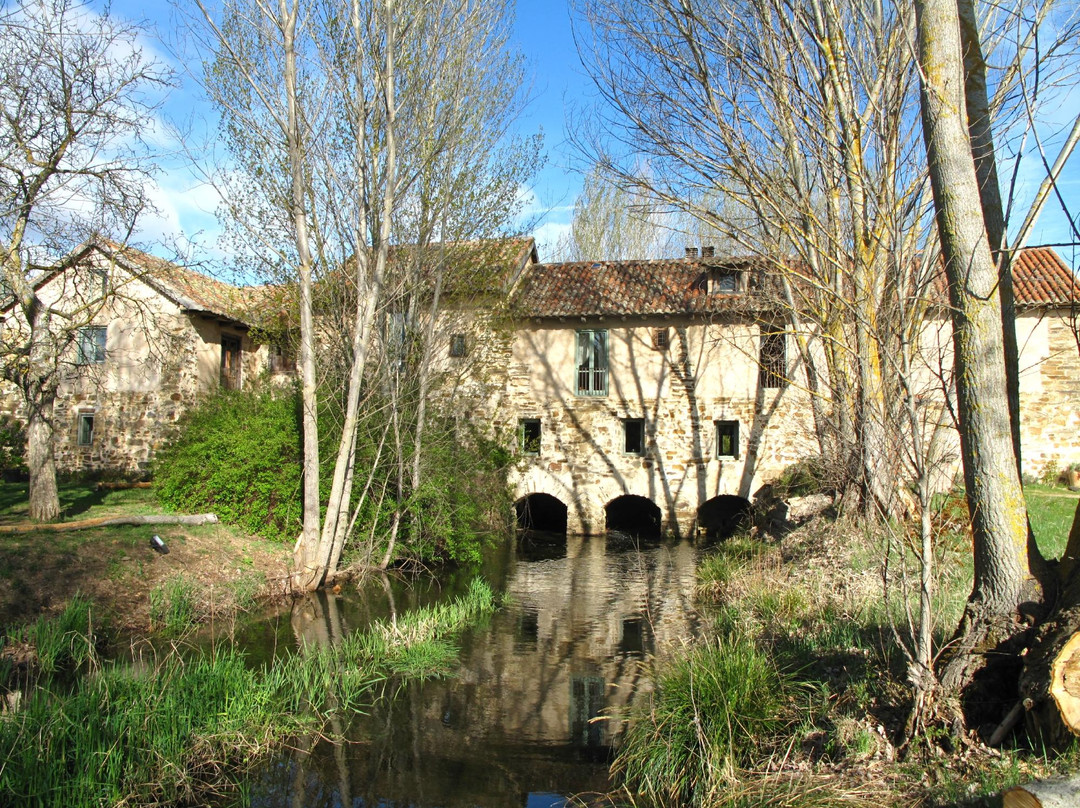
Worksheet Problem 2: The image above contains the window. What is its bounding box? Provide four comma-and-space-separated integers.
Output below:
268, 342, 296, 373
221, 335, 242, 390
77, 412, 94, 446
652, 328, 669, 350
519, 418, 541, 455
710, 271, 739, 294
91, 268, 108, 300
76, 326, 107, 364
449, 333, 466, 358
576, 329, 608, 396
715, 420, 739, 459
759, 329, 786, 389
624, 418, 645, 455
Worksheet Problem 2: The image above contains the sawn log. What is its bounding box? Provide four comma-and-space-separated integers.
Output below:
1003, 775, 1080, 808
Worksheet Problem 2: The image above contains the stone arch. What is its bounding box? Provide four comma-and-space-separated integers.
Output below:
697, 494, 752, 540
514, 492, 569, 533
605, 494, 662, 541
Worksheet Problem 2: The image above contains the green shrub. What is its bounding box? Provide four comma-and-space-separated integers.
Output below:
156, 383, 510, 565
614, 633, 789, 807
0, 415, 26, 481
774, 456, 831, 498
154, 387, 303, 541
402, 424, 511, 565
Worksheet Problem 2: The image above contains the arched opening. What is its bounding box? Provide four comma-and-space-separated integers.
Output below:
605, 494, 662, 544
697, 495, 752, 540
515, 493, 568, 533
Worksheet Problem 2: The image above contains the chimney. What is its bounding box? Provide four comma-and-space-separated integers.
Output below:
702, 245, 715, 258
685, 247, 699, 258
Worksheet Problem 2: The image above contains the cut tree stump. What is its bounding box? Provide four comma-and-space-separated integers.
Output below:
1003, 775, 1080, 808
1019, 500, 1080, 747
0, 514, 219, 534
1049, 632, 1080, 733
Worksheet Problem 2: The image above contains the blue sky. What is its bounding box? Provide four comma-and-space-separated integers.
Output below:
94, 0, 1078, 269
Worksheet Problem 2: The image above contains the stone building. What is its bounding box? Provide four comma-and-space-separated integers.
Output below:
494, 246, 1080, 538
0, 240, 286, 475
3, 238, 1078, 535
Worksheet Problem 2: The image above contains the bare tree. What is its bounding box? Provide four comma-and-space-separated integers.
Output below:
191, 0, 536, 588
0, 0, 169, 521
573, 0, 940, 518
554, 165, 685, 261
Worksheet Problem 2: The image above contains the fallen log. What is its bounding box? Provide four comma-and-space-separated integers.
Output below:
95, 481, 153, 491
1003, 775, 1080, 808
0, 513, 219, 534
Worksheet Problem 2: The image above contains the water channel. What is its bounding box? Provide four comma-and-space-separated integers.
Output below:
241, 532, 704, 808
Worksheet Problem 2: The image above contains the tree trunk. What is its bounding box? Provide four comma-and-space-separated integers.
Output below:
279, 0, 325, 593
914, 0, 1034, 704
26, 395, 59, 523
956, 0, 1022, 476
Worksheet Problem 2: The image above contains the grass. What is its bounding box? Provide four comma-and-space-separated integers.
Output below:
0, 480, 159, 523
1024, 482, 1078, 560
149, 574, 201, 636
633, 497, 1080, 808
613, 632, 790, 807
0, 482, 287, 631
0, 578, 497, 807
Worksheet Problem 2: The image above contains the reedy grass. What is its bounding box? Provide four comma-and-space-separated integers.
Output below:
0, 578, 497, 807
149, 574, 201, 636
613, 632, 789, 808
7, 593, 96, 677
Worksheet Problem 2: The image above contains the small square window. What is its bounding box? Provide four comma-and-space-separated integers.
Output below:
449, 333, 466, 357
269, 343, 296, 373
624, 418, 645, 455
710, 272, 738, 294
77, 412, 95, 446
520, 418, 541, 455
76, 326, 107, 364
715, 420, 739, 459
652, 328, 669, 350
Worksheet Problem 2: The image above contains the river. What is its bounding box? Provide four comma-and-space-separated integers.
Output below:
242, 532, 704, 808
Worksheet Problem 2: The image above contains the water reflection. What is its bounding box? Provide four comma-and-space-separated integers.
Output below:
246, 534, 702, 808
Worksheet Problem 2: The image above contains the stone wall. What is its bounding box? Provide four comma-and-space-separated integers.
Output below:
1016, 310, 1080, 477
497, 317, 818, 536
51, 314, 265, 475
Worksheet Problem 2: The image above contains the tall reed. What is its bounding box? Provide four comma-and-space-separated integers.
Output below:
613, 632, 788, 808
0, 579, 497, 807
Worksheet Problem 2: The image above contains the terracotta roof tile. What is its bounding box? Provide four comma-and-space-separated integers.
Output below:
517, 248, 1078, 319
512, 257, 778, 318
1010, 247, 1080, 306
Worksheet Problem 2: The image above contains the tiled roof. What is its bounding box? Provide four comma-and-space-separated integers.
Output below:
390, 237, 538, 298
1010, 247, 1080, 306
511, 257, 780, 318
515, 248, 1078, 319
100, 241, 254, 323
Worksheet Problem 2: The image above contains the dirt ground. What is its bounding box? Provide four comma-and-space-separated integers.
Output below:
0, 485, 292, 634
